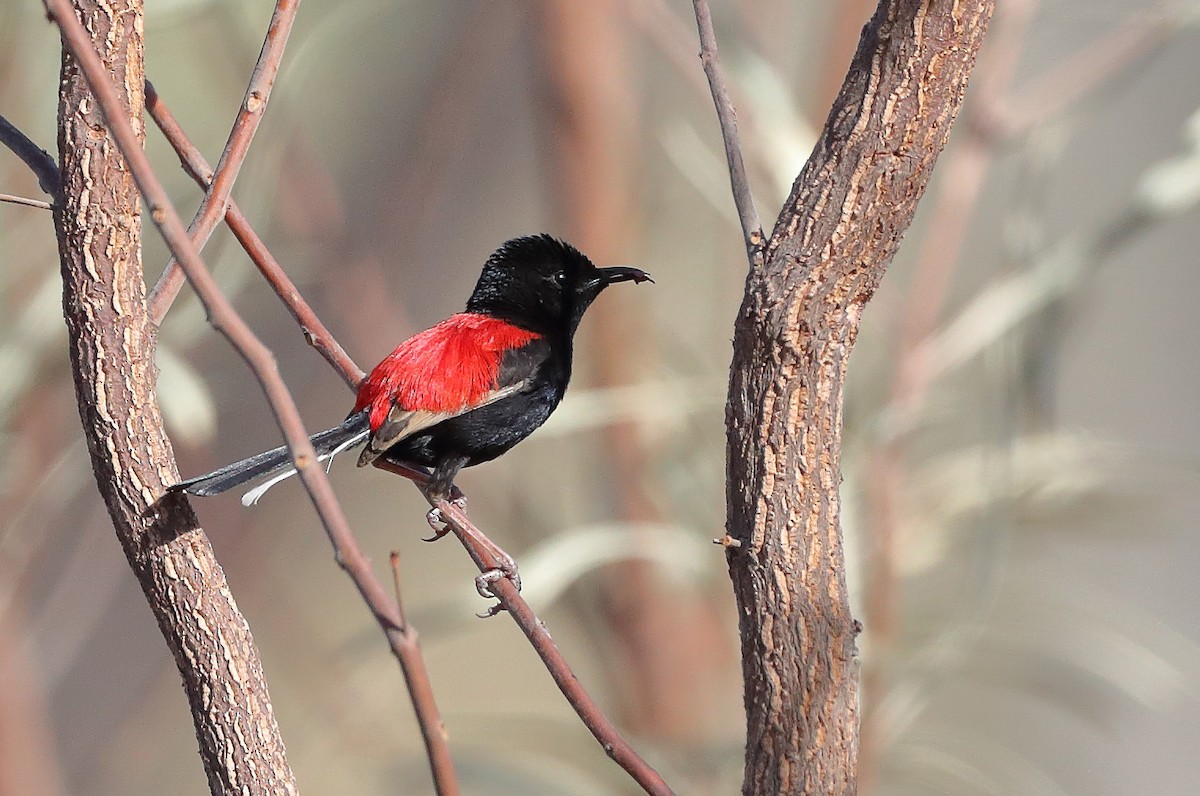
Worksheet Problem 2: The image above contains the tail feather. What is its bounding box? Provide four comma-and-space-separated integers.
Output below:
172, 410, 370, 499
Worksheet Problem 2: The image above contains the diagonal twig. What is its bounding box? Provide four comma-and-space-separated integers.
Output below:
42, 4, 460, 794
0, 193, 52, 210
433, 498, 676, 796
0, 114, 62, 199
146, 0, 302, 324
691, 0, 763, 261
369, 460, 675, 795
144, 81, 364, 388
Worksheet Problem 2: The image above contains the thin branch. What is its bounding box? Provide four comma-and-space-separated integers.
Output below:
43, 7, 461, 796
144, 81, 364, 388
0, 193, 52, 210
0, 114, 61, 199
369, 461, 675, 796
387, 552, 460, 796
690, 0, 763, 261
433, 498, 676, 796
146, 0, 301, 324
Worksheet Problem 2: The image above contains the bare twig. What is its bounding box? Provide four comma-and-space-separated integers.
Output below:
144, 81, 364, 388
429, 496, 677, 796
690, 0, 763, 260
43, 7, 460, 795
0, 193, 52, 210
0, 114, 61, 199
146, 0, 302, 324
387, 552, 460, 796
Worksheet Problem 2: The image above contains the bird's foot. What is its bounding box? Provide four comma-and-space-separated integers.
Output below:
422, 496, 468, 542
474, 555, 521, 618
474, 553, 521, 599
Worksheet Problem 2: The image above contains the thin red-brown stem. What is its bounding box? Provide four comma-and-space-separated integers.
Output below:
146, 0, 301, 324
43, 5, 460, 794
0, 114, 61, 199
144, 81, 363, 388
387, 552, 459, 796
434, 496, 676, 796
691, 0, 763, 260
369, 460, 674, 795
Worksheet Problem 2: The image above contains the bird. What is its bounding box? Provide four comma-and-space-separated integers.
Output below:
171, 234, 652, 507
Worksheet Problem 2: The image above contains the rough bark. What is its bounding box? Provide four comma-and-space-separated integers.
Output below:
51, 2, 297, 793
724, 1, 994, 793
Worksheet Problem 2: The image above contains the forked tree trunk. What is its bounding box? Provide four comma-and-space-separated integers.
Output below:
51, 1, 297, 793
724, 1, 995, 793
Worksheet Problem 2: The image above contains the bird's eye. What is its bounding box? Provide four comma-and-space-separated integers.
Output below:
550, 270, 567, 287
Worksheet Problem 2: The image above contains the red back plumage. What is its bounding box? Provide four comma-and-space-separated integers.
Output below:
354, 314, 540, 431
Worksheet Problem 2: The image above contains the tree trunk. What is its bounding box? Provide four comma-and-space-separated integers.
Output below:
52, 2, 297, 793
724, 1, 994, 793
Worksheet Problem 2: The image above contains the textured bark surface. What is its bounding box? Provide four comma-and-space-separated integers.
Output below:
52, 2, 297, 793
725, 1, 995, 793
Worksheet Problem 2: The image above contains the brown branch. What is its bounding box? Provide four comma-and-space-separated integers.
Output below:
146, 0, 301, 324
0, 114, 61, 199
690, 0, 763, 259
144, 81, 364, 388
388, 552, 460, 796
44, 2, 461, 794
44, 0, 297, 792
0, 193, 52, 210
433, 497, 676, 796
718, 0, 995, 793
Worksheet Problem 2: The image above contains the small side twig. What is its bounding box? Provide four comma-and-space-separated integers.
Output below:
144, 81, 364, 388
691, 0, 763, 261
0, 114, 61, 200
44, 6, 459, 795
146, 0, 302, 324
388, 552, 460, 796
0, 193, 52, 210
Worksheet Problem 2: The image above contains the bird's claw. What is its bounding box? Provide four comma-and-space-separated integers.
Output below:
423, 496, 469, 542
423, 507, 450, 542
473, 556, 521, 618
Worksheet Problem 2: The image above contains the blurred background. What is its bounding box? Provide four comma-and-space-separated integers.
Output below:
2, 0, 1199, 793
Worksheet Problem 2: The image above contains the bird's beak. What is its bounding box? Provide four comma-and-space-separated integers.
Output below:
585, 266, 654, 291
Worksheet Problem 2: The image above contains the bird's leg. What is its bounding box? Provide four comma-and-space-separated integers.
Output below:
422, 456, 469, 541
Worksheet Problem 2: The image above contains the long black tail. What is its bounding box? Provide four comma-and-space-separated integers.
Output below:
171, 410, 370, 501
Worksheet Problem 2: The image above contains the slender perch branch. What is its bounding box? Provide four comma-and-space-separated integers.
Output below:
690, 0, 763, 259
371, 460, 675, 796
433, 497, 676, 796
144, 81, 363, 388
0, 114, 61, 199
146, 0, 302, 324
